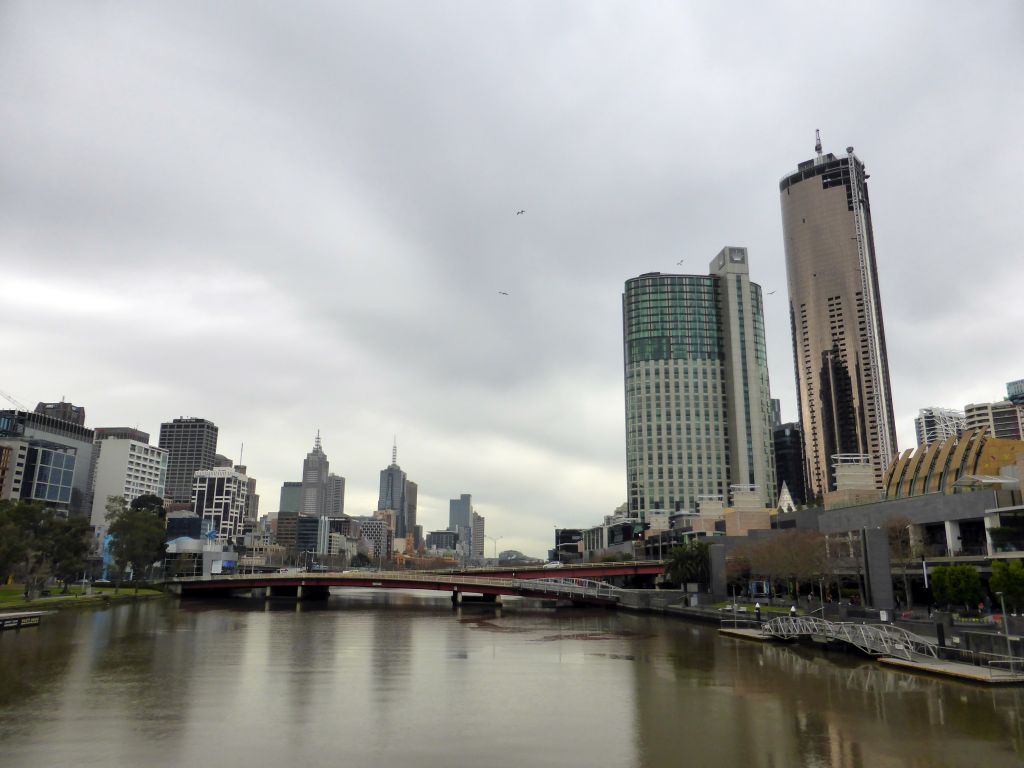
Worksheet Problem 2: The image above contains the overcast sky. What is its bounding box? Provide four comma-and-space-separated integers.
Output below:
2, 2, 1022, 558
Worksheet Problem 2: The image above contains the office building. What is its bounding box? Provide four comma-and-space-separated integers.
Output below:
623, 247, 776, 520
378, 443, 415, 539
448, 493, 472, 532
94, 427, 150, 443
159, 418, 219, 503
773, 422, 806, 506
191, 466, 250, 541
471, 511, 485, 559
964, 401, 1024, 441
0, 409, 94, 514
301, 432, 330, 516
87, 437, 168, 546
35, 401, 86, 426
779, 135, 898, 495
279, 481, 302, 514
914, 407, 966, 448
326, 473, 346, 517
1008, 379, 1024, 407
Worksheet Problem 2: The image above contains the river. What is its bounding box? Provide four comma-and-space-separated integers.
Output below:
0, 591, 1021, 767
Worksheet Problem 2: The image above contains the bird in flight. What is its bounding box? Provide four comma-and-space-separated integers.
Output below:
498, 291, 509, 296
676, 259, 685, 265
768, 290, 776, 295
516, 210, 525, 215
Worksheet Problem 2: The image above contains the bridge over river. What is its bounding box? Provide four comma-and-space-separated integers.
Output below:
165, 561, 666, 606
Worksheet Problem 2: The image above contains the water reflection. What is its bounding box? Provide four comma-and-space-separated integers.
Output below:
0, 596, 1021, 768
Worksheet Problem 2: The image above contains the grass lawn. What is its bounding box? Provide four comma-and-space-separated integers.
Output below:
0, 583, 164, 611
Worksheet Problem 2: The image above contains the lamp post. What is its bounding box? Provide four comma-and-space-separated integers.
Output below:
997, 591, 1015, 674
485, 535, 503, 562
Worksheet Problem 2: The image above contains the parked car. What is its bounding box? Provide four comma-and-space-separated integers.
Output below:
543, 561, 564, 569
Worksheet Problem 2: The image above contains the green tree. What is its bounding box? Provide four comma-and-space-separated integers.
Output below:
41, 515, 91, 592
106, 496, 167, 593
666, 540, 710, 588
931, 565, 983, 612
0, 500, 32, 581
130, 494, 166, 518
989, 560, 1024, 613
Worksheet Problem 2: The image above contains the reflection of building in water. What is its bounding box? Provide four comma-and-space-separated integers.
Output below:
628, 620, 1024, 767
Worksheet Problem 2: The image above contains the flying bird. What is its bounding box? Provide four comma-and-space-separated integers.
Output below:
516, 210, 525, 215
768, 290, 777, 295
676, 259, 685, 265
498, 291, 509, 296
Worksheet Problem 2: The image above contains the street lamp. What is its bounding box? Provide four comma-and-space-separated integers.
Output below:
485, 535, 503, 562
997, 591, 1015, 674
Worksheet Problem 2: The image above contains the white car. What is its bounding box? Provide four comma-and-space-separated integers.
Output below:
543, 561, 564, 569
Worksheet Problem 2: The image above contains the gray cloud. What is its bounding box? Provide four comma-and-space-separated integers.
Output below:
2, 2, 1022, 556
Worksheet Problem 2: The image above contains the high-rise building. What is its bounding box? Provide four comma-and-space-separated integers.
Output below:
1006, 379, 1024, 407
449, 493, 472, 532
622, 247, 776, 520
772, 422, 806, 507
301, 433, 330, 517
159, 418, 219, 503
914, 407, 966, 448
87, 436, 168, 547
964, 401, 1024, 441
326, 474, 346, 517
779, 135, 897, 495
770, 398, 782, 429
377, 442, 414, 538
191, 466, 250, 541
279, 481, 302, 514
0, 409, 94, 514
34, 401, 86, 426
471, 511, 485, 560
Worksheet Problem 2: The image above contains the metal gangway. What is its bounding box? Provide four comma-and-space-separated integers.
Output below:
515, 577, 622, 603
762, 615, 939, 662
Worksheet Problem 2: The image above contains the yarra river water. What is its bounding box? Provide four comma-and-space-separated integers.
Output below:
1, 591, 1023, 768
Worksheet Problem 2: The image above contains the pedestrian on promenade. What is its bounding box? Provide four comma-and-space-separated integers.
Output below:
755, 602, 761, 622
790, 604, 797, 618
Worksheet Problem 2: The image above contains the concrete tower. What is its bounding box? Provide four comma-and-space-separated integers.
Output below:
780, 135, 897, 496
301, 432, 330, 517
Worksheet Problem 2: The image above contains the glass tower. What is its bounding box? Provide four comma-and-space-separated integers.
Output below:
622, 247, 776, 521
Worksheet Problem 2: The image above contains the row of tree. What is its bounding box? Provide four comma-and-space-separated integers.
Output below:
0, 495, 168, 598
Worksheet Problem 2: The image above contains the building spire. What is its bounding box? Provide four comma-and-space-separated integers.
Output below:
392, 435, 397, 465
814, 128, 822, 157
314, 429, 322, 452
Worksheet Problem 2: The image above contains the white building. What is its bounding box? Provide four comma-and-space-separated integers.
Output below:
914, 407, 966, 447
88, 438, 168, 548
192, 467, 250, 542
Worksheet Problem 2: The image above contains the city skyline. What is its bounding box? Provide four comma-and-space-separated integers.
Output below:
1, 4, 1021, 556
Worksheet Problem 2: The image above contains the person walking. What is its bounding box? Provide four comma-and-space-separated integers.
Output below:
790, 604, 797, 618
755, 602, 761, 622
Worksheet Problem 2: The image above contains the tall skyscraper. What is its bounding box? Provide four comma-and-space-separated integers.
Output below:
326, 473, 346, 517
377, 441, 413, 538
301, 432, 330, 516
448, 493, 472, 532
779, 134, 897, 496
622, 247, 776, 520
159, 417, 218, 503
914, 407, 966, 448
772, 422, 806, 507
279, 481, 302, 514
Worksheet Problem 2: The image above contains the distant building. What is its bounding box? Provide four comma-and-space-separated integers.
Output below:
770, 398, 782, 429
279, 481, 302, 514
301, 432, 330, 516
914, 407, 966, 447
0, 437, 77, 512
35, 401, 86, 426
1008, 379, 1024, 407
191, 466, 250, 541
93, 427, 150, 443
0, 409, 94, 514
87, 437, 168, 549
471, 511, 485, 559
326, 473, 346, 517
773, 422, 806, 506
377, 442, 414, 538
427, 529, 459, 551
448, 493, 472, 532
964, 401, 1024, 441
276, 510, 298, 550
159, 418, 218, 503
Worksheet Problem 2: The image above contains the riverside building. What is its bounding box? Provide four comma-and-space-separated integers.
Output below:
622, 247, 776, 522
159, 417, 219, 503
779, 134, 898, 495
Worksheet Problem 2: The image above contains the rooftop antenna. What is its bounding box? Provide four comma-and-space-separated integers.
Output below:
814, 129, 822, 157
239, 442, 244, 466
392, 435, 397, 465
314, 429, 322, 451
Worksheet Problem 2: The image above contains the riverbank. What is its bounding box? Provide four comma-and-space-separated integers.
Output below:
0, 584, 166, 613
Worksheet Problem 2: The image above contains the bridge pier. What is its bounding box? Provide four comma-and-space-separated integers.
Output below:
451, 591, 500, 606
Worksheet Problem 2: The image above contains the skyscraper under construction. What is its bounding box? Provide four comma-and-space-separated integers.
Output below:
779, 134, 897, 497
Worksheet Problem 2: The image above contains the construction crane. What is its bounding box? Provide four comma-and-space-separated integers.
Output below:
0, 388, 30, 411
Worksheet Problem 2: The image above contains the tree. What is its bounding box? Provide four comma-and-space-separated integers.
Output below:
990, 560, 1024, 613
666, 540, 710, 588
930, 565, 983, 612
885, 516, 915, 607
106, 496, 167, 593
0, 500, 32, 582
736, 530, 827, 599
130, 494, 167, 519
41, 515, 91, 592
